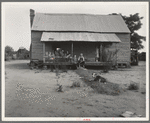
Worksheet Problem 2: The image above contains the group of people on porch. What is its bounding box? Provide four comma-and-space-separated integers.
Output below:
54, 48, 71, 59
46, 48, 85, 67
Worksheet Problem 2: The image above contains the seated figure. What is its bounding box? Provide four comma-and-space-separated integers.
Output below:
77, 53, 85, 68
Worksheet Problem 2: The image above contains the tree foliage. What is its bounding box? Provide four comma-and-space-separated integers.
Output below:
110, 13, 146, 50
5, 45, 14, 56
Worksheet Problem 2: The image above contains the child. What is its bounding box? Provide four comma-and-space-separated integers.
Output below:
77, 53, 85, 67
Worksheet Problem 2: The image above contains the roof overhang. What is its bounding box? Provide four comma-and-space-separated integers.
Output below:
41, 32, 121, 43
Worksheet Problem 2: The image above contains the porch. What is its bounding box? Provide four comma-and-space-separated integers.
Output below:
40, 32, 121, 67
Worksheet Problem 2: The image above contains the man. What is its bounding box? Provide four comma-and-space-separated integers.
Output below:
55, 48, 60, 57
77, 53, 85, 67
60, 50, 65, 58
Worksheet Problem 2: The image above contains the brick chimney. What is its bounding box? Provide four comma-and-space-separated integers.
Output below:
30, 9, 35, 28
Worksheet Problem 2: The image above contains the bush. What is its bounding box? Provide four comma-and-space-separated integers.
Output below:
91, 81, 123, 96
70, 82, 80, 88
102, 49, 119, 73
128, 82, 139, 90
56, 85, 63, 92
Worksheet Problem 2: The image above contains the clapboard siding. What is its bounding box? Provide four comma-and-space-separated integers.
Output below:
116, 33, 130, 63
31, 31, 43, 60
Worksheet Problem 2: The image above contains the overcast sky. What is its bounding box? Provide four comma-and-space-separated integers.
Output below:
2, 2, 148, 52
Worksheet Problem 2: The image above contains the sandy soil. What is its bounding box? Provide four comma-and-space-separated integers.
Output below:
5, 60, 146, 117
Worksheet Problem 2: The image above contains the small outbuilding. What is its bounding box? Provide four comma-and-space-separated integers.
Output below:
30, 9, 131, 67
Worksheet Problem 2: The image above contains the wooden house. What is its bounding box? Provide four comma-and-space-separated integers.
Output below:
30, 9, 131, 67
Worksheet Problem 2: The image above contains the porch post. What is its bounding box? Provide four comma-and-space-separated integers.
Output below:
71, 42, 73, 57
100, 43, 103, 62
43, 42, 45, 63
96, 45, 99, 62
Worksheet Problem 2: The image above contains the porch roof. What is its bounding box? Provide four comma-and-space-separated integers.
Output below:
41, 32, 121, 42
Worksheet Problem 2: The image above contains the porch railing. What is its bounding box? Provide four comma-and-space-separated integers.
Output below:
43, 56, 77, 65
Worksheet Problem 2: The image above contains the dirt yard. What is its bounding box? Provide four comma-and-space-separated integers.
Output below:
5, 60, 146, 117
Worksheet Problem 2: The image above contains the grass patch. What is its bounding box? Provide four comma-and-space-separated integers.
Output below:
70, 82, 80, 88
90, 81, 122, 96
75, 69, 124, 96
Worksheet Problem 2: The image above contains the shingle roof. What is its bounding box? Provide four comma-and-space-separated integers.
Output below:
32, 13, 130, 33
41, 32, 121, 42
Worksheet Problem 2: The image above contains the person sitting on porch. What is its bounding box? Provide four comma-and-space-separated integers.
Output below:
66, 51, 71, 58
77, 53, 85, 68
66, 51, 71, 61
50, 52, 55, 59
55, 48, 60, 57
60, 50, 65, 58
74, 55, 77, 63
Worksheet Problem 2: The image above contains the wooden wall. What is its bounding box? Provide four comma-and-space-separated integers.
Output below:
31, 31, 43, 60
116, 33, 130, 64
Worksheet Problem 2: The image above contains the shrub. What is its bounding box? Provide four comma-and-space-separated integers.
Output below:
91, 81, 123, 96
56, 85, 63, 92
128, 82, 139, 90
102, 49, 119, 73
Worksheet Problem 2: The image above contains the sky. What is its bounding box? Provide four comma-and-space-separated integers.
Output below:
2, 2, 148, 52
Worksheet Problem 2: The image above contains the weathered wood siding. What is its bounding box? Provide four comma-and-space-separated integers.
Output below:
116, 33, 130, 63
31, 31, 43, 60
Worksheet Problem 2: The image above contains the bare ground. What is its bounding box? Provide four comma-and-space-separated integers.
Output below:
5, 60, 146, 117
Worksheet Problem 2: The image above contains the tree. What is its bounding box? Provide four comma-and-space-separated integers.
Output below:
110, 13, 146, 50
5, 45, 14, 56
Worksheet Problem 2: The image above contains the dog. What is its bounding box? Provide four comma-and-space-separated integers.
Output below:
92, 72, 106, 83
